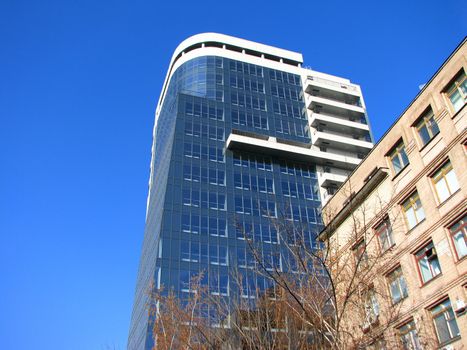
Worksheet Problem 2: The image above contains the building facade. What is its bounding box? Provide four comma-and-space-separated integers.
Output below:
128, 33, 373, 350
320, 39, 466, 349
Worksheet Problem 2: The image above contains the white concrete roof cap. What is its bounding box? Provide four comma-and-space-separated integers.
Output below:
171, 32, 303, 65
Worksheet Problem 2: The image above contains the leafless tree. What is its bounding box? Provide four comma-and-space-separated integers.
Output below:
149, 183, 434, 349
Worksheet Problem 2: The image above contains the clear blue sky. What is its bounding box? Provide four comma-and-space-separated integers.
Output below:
0, 0, 465, 349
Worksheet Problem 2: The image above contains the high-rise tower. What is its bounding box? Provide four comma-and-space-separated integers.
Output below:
128, 33, 374, 350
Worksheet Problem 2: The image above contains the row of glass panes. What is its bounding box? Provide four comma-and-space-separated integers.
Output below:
181, 241, 228, 266
231, 109, 268, 130
171, 302, 225, 328
183, 189, 226, 210
233, 152, 273, 171
240, 274, 277, 299
234, 172, 274, 193
269, 69, 301, 86
279, 160, 316, 178
234, 196, 276, 217
230, 91, 266, 111
229, 75, 265, 93
270, 84, 301, 101
200, 89, 224, 102
182, 242, 281, 270
281, 180, 318, 201
184, 120, 225, 141
237, 249, 281, 271
276, 118, 309, 138
180, 270, 228, 295
235, 221, 278, 243
183, 143, 224, 162
283, 228, 316, 249
272, 99, 305, 119
181, 214, 282, 243
284, 202, 318, 223
183, 165, 225, 185
185, 101, 224, 120
229, 60, 263, 77
181, 214, 227, 236
179, 56, 223, 70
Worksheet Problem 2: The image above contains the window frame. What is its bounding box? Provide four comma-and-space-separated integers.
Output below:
414, 241, 441, 285
402, 192, 425, 231
431, 161, 460, 204
375, 217, 395, 252
363, 289, 380, 325
388, 140, 409, 176
444, 70, 466, 114
414, 106, 440, 147
397, 320, 422, 350
448, 215, 467, 260
353, 239, 369, 266
429, 299, 461, 346
386, 266, 408, 304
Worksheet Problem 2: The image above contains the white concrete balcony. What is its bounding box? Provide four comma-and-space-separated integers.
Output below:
318, 172, 348, 188
305, 76, 360, 98
226, 131, 361, 170
312, 130, 373, 153
307, 95, 365, 115
310, 113, 370, 135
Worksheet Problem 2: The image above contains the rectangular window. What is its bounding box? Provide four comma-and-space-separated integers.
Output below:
237, 248, 247, 267
215, 73, 223, 85
182, 214, 190, 232
234, 173, 242, 189
389, 141, 409, 175
445, 70, 466, 113
387, 267, 408, 304
398, 320, 422, 350
415, 107, 439, 146
363, 289, 379, 324
415, 241, 441, 283
307, 207, 316, 223
185, 102, 193, 115
376, 218, 394, 252
180, 270, 197, 292
402, 192, 425, 230
243, 197, 251, 215
181, 241, 190, 261
449, 215, 467, 259
430, 299, 460, 345
353, 240, 368, 266
260, 200, 276, 217
431, 161, 460, 203
209, 245, 228, 266
242, 174, 250, 190
235, 196, 243, 213
181, 214, 200, 234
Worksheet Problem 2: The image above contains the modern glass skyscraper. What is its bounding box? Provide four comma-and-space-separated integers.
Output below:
128, 33, 373, 350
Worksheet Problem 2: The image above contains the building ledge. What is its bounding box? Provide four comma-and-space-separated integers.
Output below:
313, 130, 373, 150
307, 95, 365, 114
310, 113, 370, 132
318, 167, 389, 241
226, 131, 361, 170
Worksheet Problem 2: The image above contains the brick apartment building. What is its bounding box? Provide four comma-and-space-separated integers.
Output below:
320, 38, 466, 349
